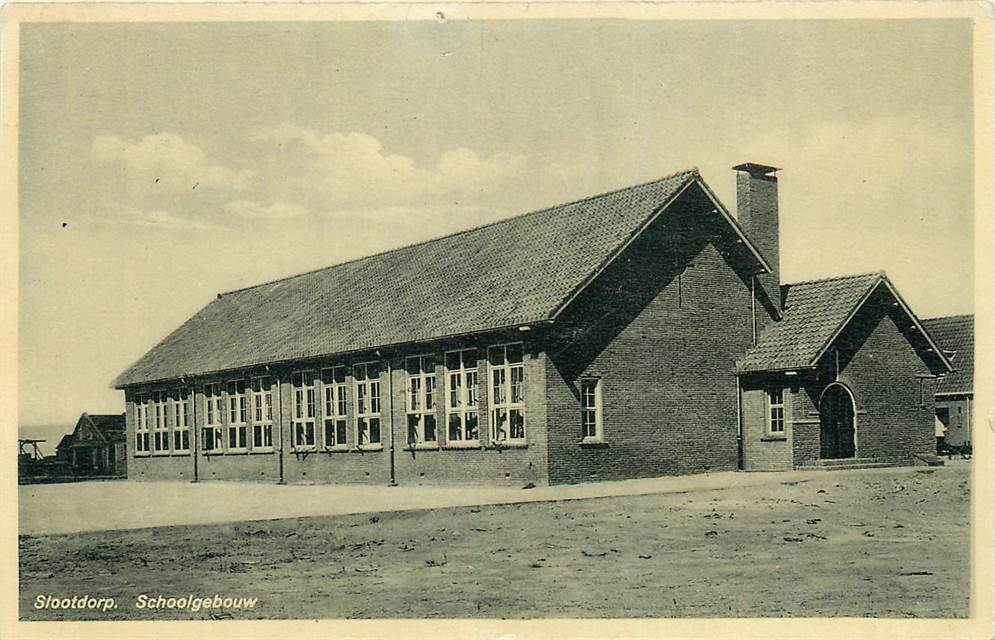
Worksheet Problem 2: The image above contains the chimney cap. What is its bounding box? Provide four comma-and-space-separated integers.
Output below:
733, 162, 780, 177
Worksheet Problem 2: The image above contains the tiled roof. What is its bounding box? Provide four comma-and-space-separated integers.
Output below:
923, 315, 973, 394
737, 272, 885, 372
116, 169, 742, 387
77, 413, 127, 442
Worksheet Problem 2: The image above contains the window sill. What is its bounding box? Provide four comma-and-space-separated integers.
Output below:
224, 449, 249, 455
580, 438, 608, 448
322, 445, 351, 453
486, 441, 528, 449
249, 448, 275, 455
358, 444, 384, 452
151, 452, 172, 457
291, 447, 318, 453
171, 451, 191, 456
443, 441, 482, 450
403, 443, 440, 451
761, 436, 787, 442
134, 452, 151, 458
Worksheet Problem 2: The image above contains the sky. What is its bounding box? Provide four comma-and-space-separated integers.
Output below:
18, 19, 974, 428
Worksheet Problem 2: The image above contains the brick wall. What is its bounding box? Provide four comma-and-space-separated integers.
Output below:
739, 380, 792, 471
936, 396, 972, 447
544, 192, 764, 484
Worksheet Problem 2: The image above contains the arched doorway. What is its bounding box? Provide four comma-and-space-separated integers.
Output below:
820, 383, 856, 459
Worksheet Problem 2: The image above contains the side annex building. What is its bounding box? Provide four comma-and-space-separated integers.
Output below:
113, 164, 952, 485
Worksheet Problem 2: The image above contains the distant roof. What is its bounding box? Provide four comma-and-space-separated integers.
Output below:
75, 413, 126, 442
923, 314, 974, 395
737, 272, 952, 374
114, 168, 772, 388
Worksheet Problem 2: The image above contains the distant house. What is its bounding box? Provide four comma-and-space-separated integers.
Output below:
62, 413, 128, 477
922, 315, 974, 449
113, 164, 951, 486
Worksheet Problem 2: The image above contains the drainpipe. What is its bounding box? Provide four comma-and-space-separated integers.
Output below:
277, 373, 285, 484
751, 275, 758, 345
387, 359, 397, 487
736, 375, 744, 471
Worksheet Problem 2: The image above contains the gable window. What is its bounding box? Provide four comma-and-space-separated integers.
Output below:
135, 393, 150, 454
354, 362, 382, 447
226, 380, 248, 451
581, 379, 603, 442
446, 349, 479, 444
202, 382, 224, 452
172, 388, 191, 453
406, 356, 438, 446
292, 371, 317, 450
321, 367, 348, 448
152, 390, 169, 452
767, 387, 785, 435
489, 343, 525, 443
251, 376, 274, 450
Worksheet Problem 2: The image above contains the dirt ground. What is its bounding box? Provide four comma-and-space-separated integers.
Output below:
19, 465, 970, 620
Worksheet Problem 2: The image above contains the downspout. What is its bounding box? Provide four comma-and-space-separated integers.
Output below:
387, 359, 397, 487
751, 275, 758, 345
191, 382, 199, 483
736, 375, 744, 471
277, 373, 285, 484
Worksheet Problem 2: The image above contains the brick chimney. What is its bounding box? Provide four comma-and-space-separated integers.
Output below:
733, 162, 781, 311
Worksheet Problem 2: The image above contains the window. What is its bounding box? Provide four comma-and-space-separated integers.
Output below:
446, 349, 479, 443
292, 371, 317, 450
406, 356, 438, 445
226, 380, 248, 451
152, 390, 169, 452
202, 382, 224, 452
489, 344, 525, 443
172, 388, 191, 452
354, 362, 382, 446
581, 379, 603, 442
321, 367, 348, 448
251, 376, 274, 450
135, 393, 150, 454
767, 387, 785, 434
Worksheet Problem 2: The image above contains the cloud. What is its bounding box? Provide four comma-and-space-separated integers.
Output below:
250, 124, 527, 207
84, 204, 217, 231
223, 199, 308, 220
92, 133, 255, 197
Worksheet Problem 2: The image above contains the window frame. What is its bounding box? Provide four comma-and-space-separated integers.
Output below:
250, 376, 274, 452
354, 361, 383, 449
225, 379, 249, 452
171, 388, 191, 453
767, 386, 786, 435
291, 370, 318, 451
405, 355, 439, 448
202, 382, 225, 454
488, 343, 526, 445
445, 348, 480, 447
151, 389, 170, 454
580, 378, 604, 443
320, 367, 349, 450
134, 393, 150, 455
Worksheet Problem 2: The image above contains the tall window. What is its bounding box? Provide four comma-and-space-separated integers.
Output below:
446, 349, 479, 443
203, 382, 224, 452
581, 379, 603, 441
321, 367, 348, 448
251, 376, 274, 449
135, 393, 150, 454
292, 370, 317, 449
767, 387, 785, 434
152, 390, 169, 452
172, 388, 191, 452
354, 362, 382, 446
226, 380, 248, 451
489, 343, 525, 443
406, 356, 438, 445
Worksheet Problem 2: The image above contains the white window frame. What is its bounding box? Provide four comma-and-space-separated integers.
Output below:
354, 362, 383, 448
445, 349, 480, 446
767, 386, 785, 435
488, 343, 526, 444
251, 376, 274, 451
291, 370, 317, 451
172, 388, 191, 453
135, 393, 150, 455
406, 355, 438, 447
226, 379, 249, 452
152, 389, 170, 453
321, 367, 349, 449
580, 378, 603, 443
202, 382, 224, 453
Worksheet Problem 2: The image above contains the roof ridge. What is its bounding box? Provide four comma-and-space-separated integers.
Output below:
219, 168, 698, 298
784, 270, 884, 287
